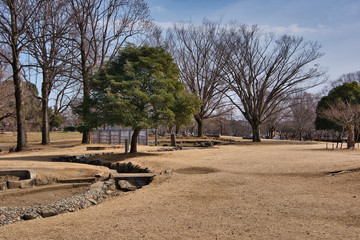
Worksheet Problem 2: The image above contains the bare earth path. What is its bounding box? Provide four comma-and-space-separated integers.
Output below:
1, 141, 360, 239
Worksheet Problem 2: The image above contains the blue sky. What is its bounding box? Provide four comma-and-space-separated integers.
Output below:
148, 0, 360, 84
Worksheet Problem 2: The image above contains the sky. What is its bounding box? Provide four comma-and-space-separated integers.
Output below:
148, 0, 360, 86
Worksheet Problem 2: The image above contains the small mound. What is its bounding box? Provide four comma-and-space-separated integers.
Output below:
175, 167, 218, 175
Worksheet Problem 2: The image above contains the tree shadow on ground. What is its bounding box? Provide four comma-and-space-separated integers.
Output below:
88, 152, 158, 163
0, 150, 158, 163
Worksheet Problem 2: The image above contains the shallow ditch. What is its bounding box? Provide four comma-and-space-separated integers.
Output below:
327, 167, 360, 176
0, 160, 154, 227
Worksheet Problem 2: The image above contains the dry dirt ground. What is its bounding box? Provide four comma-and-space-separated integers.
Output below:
1, 139, 360, 239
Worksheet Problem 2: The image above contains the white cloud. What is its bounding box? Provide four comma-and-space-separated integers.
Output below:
154, 21, 175, 29
151, 6, 165, 13
260, 24, 319, 35
154, 21, 195, 30
155, 21, 328, 36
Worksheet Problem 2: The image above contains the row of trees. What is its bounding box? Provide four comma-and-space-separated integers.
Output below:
5, 0, 355, 151
0, 0, 152, 151
316, 80, 360, 149
166, 21, 325, 141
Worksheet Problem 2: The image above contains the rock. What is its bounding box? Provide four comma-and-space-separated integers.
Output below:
39, 209, 59, 218
0, 182, 7, 190
88, 198, 97, 205
117, 180, 137, 191
104, 179, 116, 191
21, 213, 39, 221
8, 148, 14, 153
161, 169, 173, 175
106, 190, 114, 195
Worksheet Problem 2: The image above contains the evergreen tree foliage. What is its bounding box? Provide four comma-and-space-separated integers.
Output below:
90, 44, 190, 152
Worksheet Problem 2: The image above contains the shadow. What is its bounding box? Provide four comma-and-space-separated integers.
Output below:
229, 140, 319, 146
0, 154, 67, 162
0, 151, 159, 163
88, 152, 159, 163
251, 171, 324, 179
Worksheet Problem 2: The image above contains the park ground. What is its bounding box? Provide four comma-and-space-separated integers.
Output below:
0, 134, 360, 239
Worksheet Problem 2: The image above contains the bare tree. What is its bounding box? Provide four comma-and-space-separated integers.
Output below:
262, 110, 285, 139
331, 71, 360, 88
289, 92, 318, 141
25, 0, 73, 144
0, 62, 13, 122
0, 0, 45, 151
0, 79, 14, 122
319, 101, 360, 148
68, 0, 152, 143
223, 25, 325, 142
166, 20, 230, 137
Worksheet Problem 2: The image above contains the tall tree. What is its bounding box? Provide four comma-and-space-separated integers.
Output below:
90, 45, 182, 153
0, 0, 44, 151
166, 20, 229, 137
68, 0, 152, 143
26, 0, 72, 145
289, 92, 318, 141
223, 25, 325, 142
316, 82, 360, 148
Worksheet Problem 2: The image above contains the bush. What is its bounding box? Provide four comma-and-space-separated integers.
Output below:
63, 126, 76, 132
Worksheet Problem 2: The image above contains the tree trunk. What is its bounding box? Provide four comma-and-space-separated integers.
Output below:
10, 3, 27, 152
130, 128, 141, 153
14, 69, 27, 151
168, 124, 173, 134
82, 129, 90, 144
81, 81, 91, 144
195, 117, 203, 138
80, 27, 91, 144
41, 74, 50, 145
347, 125, 355, 149
355, 127, 359, 143
252, 123, 261, 142
269, 129, 274, 139
175, 125, 180, 135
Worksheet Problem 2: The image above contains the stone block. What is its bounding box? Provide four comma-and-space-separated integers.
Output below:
7, 179, 34, 189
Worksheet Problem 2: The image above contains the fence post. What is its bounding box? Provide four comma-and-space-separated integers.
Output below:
155, 129, 158, 146
125, 139, 129, 153
146, 130, 148, 146
119, 130, 121, 145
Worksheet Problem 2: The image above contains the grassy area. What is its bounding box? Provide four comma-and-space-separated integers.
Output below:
0, 131, 82, 143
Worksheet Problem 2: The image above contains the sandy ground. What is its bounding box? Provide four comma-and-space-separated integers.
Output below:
0, 140, 360, 239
